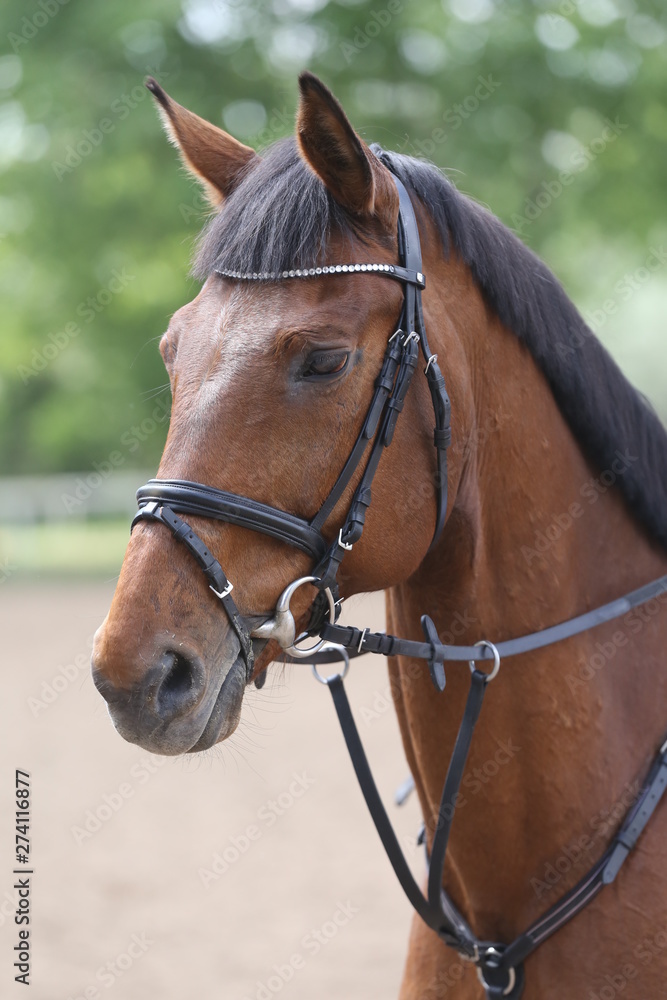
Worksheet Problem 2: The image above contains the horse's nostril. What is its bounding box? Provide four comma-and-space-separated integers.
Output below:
156, 651, 200, 717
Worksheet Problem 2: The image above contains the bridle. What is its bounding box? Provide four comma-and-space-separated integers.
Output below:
132, 174, 667, 999
133, 177, 451, 675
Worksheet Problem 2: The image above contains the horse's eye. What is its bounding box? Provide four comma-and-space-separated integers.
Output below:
303, 350, 349, 379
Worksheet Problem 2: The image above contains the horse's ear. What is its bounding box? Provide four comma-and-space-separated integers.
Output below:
146, 78, 259, 208
296, 72, 396, 229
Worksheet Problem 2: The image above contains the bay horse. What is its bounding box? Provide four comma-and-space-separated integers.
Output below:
92, 72, 667, 998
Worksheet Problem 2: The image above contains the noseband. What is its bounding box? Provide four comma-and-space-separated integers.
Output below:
132, 174, 667, 999
133, 176, 452, 679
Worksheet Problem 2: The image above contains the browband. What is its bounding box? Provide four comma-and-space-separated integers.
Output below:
214, 261, 426, 287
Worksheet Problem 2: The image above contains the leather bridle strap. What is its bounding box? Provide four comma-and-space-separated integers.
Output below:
396, 176, 451, 548
133, 501, 255, 677
502, 736, 667, 969
326, 655, 525, 997
308, 178, 451, 602
135, 479, 328, 561
319, 572, 667, 667
310, 177, 451, 593
325, 673, 458, 940
309, 569, 667, 999
133, 174, 453, 660
321, 642, 667, 1000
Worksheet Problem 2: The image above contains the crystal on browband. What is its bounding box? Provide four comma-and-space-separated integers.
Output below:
214, 261, 425, 288
215, 263, 395, 280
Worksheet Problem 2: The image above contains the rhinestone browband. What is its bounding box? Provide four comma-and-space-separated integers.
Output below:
215, 263, 397, 280
215, 261, 426, 289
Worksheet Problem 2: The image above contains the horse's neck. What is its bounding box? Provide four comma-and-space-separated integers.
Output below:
387, 258, 667, 935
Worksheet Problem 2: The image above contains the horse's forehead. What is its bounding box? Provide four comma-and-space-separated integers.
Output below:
176, 278, 378, 358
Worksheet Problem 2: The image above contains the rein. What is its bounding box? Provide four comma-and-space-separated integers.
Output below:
132, 175, 667, 999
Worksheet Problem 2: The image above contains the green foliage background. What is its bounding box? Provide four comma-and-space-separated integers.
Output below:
1, 0, 666, 477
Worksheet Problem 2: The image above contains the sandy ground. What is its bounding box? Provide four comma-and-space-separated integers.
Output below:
1, 582, 425, 1000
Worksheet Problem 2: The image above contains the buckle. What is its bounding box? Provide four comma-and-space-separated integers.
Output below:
338, 528, 354, 551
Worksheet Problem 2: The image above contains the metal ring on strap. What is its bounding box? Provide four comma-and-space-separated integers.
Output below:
469, 640, 501, 682
280, 576, 337, 659
477, 948, 517, 997
311, 645, 351, 686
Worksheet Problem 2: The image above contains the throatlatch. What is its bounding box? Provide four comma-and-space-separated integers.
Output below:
132, 171, 667, 999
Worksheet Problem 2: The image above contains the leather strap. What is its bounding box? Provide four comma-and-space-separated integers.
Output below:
321, 652, 667, 998
133, 501, 255, 679
135, 480, 327, 560
427, 670, 487, 911
326, 673, 449, 937
327, 665, 491, 953
395, 177, 451, 550
134, 174, 450, 644
324, 655, 525, 991
310, 326, 404, 535
502, 735, 667, 970
319, 573, 667, 666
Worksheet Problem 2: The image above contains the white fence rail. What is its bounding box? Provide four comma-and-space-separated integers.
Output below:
0, 472, 152, 523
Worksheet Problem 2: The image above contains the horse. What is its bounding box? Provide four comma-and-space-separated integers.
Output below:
92, 72, 667, 998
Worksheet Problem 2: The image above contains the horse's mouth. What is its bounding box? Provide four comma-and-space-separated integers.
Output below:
188, 635, 270, 752
187, 656, 246, 751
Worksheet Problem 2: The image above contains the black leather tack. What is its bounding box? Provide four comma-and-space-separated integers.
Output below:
421, 615, 446, 691
130, 165, 667, 1000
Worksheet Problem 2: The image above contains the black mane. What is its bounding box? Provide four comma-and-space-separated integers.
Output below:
194, 138, 667, 551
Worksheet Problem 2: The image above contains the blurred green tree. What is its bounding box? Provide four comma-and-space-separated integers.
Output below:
1, 0, 665, 475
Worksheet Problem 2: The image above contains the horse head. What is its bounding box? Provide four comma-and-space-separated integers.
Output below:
91, 73, 464, 755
